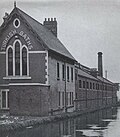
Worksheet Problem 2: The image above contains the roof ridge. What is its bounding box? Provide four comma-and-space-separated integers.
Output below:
16, 7, 70, 47
1, 7, 75, 61
15, 7, 48, 50
16, 8, 75, 60
16, 7, 43, 26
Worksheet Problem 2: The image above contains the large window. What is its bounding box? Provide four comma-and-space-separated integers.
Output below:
15, 41, 20, 75
22, 47, 27, 75
8, 48, 13, 76
7, 39, 28, 77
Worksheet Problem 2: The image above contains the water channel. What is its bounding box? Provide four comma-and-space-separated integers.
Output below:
1, 107, 120, 137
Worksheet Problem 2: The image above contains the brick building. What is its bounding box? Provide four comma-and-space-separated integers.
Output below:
0, 5, 75, 116
0, 4, 118, 116
74, 53, 118, 111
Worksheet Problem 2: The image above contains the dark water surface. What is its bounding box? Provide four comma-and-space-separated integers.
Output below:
1, 107, 120, 137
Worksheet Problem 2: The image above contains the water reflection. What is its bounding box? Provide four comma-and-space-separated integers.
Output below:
0, 107, 119, 137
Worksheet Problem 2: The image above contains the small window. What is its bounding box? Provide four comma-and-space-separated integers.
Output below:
98, 84, 99, 90
83, 81, 85, 88
93, 83, 95, 89
79, 80, 82, 88
57, 62, 60, 80
75, 93, 78, 99
66, 92, 68, 106
100, 85, 102, 90
96, 83, 98, 90
71, 67, 73, 82
72, 92, 74, 105
2, 92, 6, 108
62, 92, 64, 106
67, 66, 69, 82
103, 85, 104, 90
13, 18, 20, 28
70, 92, 72, 105
90, 82, 92, 89
105, 85, 107, 91
75, 73, 77, 80
58, 92, 61, 106
87, 82, 89, 89
62, 64, 65, 80
1, 90, 9, 109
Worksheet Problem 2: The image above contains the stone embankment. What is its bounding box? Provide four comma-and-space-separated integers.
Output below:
0, 105, 118, 132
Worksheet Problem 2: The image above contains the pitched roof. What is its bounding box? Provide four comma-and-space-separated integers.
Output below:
97, 76, 113, 85
78, 67, 113, 84
78, 68, 98, 81
15, 8, 75, 60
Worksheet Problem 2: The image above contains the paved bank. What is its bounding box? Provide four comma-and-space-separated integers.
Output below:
0, 105, 118, 132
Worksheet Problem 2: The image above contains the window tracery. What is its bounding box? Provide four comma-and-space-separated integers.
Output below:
6, 39, 29, 77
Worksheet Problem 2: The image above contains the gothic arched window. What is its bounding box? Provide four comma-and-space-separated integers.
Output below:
22, 47, 27, 75
15, 41, 20, 75
8, 47, 13, 75
7, 39, 29, 77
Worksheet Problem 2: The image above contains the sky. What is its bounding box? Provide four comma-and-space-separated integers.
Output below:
0, 0, 120, 83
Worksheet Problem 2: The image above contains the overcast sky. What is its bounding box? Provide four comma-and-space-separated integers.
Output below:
0, 0, 120, 83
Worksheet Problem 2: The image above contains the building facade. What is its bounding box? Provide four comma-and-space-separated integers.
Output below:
74, 62, 117, 111
0, 5, 118, 116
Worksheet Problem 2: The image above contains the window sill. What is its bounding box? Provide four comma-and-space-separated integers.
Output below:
3, 76, 31, 80
1, 108, 10, 110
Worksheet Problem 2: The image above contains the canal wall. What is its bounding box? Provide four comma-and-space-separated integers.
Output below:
0, 104, 118, 132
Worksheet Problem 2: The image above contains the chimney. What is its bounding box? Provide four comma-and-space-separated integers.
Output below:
43, 18, 57, 37
98, 52, 103, 77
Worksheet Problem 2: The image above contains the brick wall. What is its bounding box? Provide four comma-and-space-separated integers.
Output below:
9, 85, 50, 116
74, 68, 117, 111
48, 55, 75, 113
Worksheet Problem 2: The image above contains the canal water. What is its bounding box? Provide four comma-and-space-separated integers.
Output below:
1, 107, 120, 137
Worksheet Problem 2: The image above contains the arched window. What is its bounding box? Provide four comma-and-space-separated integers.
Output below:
7, 39, 29, 77
22, 47, 27, 75
15, 41, 20, 75
8, 48, 13, 75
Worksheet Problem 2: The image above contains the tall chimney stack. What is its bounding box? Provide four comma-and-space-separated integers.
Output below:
98, 52, 103, 77
43, 18, 57, 37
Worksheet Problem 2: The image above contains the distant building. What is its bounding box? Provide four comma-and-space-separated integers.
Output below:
0, 4, 118, 116
75, 53, 118, 111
